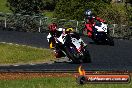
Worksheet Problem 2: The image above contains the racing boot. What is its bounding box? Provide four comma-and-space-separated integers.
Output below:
49, 42, 54, 49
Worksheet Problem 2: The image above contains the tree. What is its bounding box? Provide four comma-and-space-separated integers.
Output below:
102, 0, 112, 3
7, 0, 44, 15
54, 0, 130, 25
54, 0, 110, 20
126, 0, 132, 5
42, 0, 57, 11
54, 0, 86, 20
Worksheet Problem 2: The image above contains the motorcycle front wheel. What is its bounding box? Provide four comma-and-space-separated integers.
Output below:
107, 36, 114, 46
65, 47, 83, 64
82, 48, 91, 63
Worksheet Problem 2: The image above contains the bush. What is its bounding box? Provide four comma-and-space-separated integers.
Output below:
98, 3, 130, 25
54, 0, 86, 20
54, 0, 131, 25
7, 0, 44, 15
42, 0, 57, 11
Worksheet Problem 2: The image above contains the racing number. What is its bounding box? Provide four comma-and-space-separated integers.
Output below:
102, 26, 106, 31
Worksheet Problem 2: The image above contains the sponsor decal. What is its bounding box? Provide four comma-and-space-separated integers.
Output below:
77, 65, 131, 84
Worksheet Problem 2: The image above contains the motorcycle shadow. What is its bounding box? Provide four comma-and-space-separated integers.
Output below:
54, 60, 91, 65
54, 60, 74, 64
54, 56, 92, 64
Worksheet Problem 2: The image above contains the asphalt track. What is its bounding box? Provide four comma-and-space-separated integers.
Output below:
0, 30, 132, 72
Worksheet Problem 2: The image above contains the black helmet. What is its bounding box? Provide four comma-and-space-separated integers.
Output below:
84, 9, 93, 16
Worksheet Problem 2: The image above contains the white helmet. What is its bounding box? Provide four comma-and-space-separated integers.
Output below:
57, 28, 65, 31
56, 28, 65, 37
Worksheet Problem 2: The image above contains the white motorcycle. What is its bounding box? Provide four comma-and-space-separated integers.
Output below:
48, 29, 91, 64
91, 21, 114, 46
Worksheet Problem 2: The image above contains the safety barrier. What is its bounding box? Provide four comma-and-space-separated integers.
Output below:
0, 12, 131, 39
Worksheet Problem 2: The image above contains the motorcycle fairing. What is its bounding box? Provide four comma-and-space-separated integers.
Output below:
94, 22, 108, 32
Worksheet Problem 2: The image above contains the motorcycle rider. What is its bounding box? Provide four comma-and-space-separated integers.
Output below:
48, 23, 57, 35
47, 23, 66, 58
47, 23, 58, 49
47, 24, 87, 58
84, 9, 106, 38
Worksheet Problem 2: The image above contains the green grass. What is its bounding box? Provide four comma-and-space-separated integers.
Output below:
0, 77, 131, 88
0, 43, 55, 65
0, 0, 11, 13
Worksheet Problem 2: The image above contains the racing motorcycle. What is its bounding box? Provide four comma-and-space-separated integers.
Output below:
88, 21, 114, 46
53, 31, 91, 64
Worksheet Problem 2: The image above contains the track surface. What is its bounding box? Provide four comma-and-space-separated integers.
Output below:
0, 30, 132, 72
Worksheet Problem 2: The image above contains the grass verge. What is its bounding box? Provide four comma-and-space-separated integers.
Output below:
0, 43, 55, 65
0, 77, 131, 88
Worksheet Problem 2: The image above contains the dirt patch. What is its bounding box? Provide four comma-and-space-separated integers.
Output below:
0, 72, 79, 80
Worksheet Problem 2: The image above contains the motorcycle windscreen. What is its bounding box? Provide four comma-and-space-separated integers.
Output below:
94, 23, 108, 32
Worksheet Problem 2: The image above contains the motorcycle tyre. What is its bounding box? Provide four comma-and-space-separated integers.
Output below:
82, 49, 91, 63
65, 47, 83, 64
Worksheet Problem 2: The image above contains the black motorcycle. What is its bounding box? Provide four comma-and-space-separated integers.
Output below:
55, 32, 91, 64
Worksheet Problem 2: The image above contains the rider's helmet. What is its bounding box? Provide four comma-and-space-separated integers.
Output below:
84, 9, 94, 20
84, 9, 93, 16
56, 28, 65, 37
65, 28, 74, 33
84, 9, 95, 24
48, 23, 57, 32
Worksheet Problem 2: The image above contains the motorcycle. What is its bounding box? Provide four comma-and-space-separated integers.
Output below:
54, 31, 91, 64
86, 21, 114, 46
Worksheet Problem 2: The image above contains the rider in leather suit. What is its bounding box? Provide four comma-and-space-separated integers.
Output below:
84, 9, 106, 38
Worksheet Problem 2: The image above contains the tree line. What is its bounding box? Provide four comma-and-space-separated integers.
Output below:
6, 0, 132, 25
